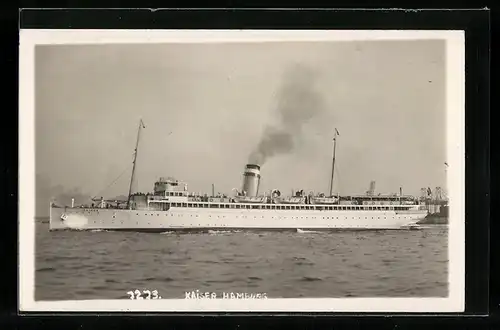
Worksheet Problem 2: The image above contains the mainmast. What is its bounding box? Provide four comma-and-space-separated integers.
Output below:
329, 128, 339, 197
127, 119, 146, 209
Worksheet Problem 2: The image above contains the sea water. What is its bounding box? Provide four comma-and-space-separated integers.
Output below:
34, 220, 448, 300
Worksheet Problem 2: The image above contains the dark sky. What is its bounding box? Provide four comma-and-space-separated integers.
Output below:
35, 40, 446, 216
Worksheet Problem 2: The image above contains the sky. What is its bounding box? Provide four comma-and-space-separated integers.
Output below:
34, 40, 446, 216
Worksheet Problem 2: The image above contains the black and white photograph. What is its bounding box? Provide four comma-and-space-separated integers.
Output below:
19, 30, 465, 312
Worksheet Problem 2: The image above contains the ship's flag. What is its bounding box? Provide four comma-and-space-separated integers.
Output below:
444, 162, 449, 167
427, 187, 432, 196
335, 128, 340, 136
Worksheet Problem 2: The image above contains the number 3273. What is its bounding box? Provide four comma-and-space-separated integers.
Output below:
127, 289, 161, 300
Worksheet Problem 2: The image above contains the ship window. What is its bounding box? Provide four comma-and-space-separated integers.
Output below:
188, 203, 192, 207
182, 203, 187, 207
286, 206, 291, 210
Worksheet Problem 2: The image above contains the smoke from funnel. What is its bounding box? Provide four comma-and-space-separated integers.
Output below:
249, 64, 326, 165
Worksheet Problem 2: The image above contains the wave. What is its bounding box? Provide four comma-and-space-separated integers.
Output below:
37, 267, 55, 272
208, 230, 242, 235
300, 276, 323, 282
63, 214, 89, 229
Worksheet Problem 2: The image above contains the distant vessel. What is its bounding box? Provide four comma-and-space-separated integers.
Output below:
49, 121, 428, 231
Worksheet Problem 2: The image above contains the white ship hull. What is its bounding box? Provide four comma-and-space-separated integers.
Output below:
49, 205, 427, 231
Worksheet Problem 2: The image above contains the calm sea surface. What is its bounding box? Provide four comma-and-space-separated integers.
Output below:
35, 221, 448, 300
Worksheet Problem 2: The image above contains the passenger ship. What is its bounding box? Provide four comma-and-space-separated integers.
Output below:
49, 121, 428, 231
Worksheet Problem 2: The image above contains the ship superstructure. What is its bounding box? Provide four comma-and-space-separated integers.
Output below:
49, 121, 428, 231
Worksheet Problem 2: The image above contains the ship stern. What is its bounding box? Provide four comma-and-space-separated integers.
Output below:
49, 204, 91, 231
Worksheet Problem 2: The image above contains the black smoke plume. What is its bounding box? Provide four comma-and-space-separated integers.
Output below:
249, 64, 326, 165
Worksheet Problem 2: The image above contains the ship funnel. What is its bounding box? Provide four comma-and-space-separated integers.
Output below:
242, 164, 261, 197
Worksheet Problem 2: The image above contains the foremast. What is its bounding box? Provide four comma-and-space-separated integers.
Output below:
127, 119, 146, 209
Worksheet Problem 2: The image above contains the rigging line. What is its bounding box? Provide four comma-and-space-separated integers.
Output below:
90, 162, 133, 200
